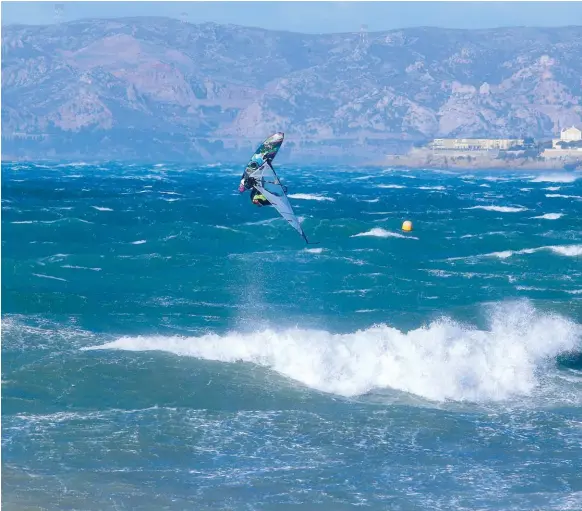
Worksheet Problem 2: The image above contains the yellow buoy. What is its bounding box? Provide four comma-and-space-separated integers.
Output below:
402, 220, 413, 232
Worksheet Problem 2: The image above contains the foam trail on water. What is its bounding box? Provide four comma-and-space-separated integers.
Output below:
84, 303, 581, 403
352, 228, 418, 240
287, 193, 335, 202
32, 273, 67, 282
546, 194, 582, 200
466, 206, 528, 213
214, 225, 241, 233
531, 213, 564, 220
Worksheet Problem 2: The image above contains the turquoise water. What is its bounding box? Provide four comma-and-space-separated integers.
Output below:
2, 162, 582, 510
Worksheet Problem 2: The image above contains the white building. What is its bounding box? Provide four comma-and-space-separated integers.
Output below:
552, 126, 582, 148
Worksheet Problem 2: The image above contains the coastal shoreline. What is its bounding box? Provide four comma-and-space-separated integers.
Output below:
376, 153, 582, 172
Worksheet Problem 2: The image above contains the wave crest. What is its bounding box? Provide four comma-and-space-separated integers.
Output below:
84, 302, 581, 403
531, 173, 580, 183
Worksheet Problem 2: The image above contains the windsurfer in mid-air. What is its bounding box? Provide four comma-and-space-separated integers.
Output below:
239, 176, 271, 206
236, 132, 316, 244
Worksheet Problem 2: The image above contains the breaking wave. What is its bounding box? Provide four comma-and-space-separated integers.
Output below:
531, 173, 580, 183
487, 244, 582, 259
84, 302, 581, 403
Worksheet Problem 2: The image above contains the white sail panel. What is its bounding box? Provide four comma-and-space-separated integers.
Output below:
252, 162, 308, 242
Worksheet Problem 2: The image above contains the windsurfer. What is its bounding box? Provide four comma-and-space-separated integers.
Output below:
238, 176, 270, 206
238, 176, 255, 193
235, 132, 314, 243
251, 188, 270, 207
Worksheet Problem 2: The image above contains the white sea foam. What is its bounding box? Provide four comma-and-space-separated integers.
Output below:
32, 273, 67, 282
545, 194, 582, 200
61, 265, 102, 272
351, 228, 418, 240
244, 218, 280, 227
486, 244, 582, 259
214, 225, 240, 232
84, 302, 582, 403
482, 176, 515, 182
287, 193, 335, 202
465, 206, 528, 213
130, 240, 147, 245
91, 206, 114, 211
549, 244, 582, 257
377, 184, 406, 189
531, 173, 580, 183
12, 218, 93, 225
459, 231, 508, 239
446, 243, 582, 262
531, 213, 564, 220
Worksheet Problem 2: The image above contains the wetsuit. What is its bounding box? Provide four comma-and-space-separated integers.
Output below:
251, 187, 270, 206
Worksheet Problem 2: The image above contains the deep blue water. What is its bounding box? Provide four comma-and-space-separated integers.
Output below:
2, 161, 582, 510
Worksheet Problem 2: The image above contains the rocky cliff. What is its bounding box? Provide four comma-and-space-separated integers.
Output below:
2, 18, 582, 162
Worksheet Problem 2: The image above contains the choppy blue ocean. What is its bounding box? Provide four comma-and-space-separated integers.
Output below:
2, 161, 582, 510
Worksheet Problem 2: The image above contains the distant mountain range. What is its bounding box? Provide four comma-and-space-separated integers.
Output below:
2, 17, 582, 163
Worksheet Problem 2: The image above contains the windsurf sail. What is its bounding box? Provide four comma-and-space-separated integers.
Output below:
248, 161, 313, 244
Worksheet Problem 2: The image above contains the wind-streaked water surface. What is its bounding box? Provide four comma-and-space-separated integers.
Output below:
2, 162, 582, 510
